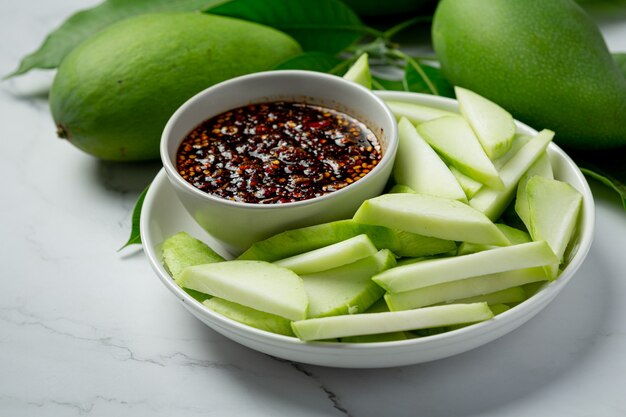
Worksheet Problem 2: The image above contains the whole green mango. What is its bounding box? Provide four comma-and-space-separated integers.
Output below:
50, 13, 301, 161
432, 0, 626, 149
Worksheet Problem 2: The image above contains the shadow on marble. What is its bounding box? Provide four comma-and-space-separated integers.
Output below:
118, 245, 146, 260
90, 159, 162, 195
0, 69, 53, 99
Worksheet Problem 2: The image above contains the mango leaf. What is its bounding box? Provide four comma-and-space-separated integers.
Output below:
372, 76, 406, 91
119, 185, 150, 250
404, 60, 455, 98
330, 59, 361, 76
207, 0, 368, 53
274, 52, 343, 72
382, 15, 434, 41
8, 0, 224, 78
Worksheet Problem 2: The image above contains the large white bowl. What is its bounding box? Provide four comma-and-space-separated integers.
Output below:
141, 91, 595, 368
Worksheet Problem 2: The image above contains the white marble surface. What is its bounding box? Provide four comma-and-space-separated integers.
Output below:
2, 1, 626, 416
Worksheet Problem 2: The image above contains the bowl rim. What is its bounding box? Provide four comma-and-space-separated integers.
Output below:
143, 91, 595, 353
159, 70, 399, 210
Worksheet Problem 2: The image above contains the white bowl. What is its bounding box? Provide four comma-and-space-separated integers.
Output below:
160, 70, 398, 256
142, 91, 595, 368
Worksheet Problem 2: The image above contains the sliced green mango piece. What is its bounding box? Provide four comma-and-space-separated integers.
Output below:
341, 291, 419, 341
302, 249, 394, 318
526, 176, 583, 278
176, 261, 308, 321
185, 288, 212, 303
274, 234, 377, 275
342, 53, 371, 89
389, 230, 457, 258
388, 184, 416, 194
450, 166, 483, 199
447, 305, 511, 335
455, 134, 533, 199
238, 219, 361, 261
394, 117, 467, 202
291, 303, 493, 341
497, 222, 533, 244
469, 129, 554, 220
489, 304, 511, 316
515, 152, 555, 230
453, 286, 527, 306
417, 115, 504, 190
362, 297, 391, 313
203, 298, 295, 337
340, 331, 410, 343
238, 219, 454, 261
523, 281, 547, 298
374, 241, 557, 293
385, 100, 456, 124
448, 303, 512, 331
456, 86, 516, 160
353, 193, 510, 245
411, 327, 451, 337
493, 134, 533, 169
396, 257, 429, 267
162, 232, 225, 279
457, 223, 531, 255
384, 267, 547, 310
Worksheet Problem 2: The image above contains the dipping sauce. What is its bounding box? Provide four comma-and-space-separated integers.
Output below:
176, 101, 382, 204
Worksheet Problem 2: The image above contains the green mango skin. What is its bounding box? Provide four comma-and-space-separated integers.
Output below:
433, 0, 626, 149
50, 13, 301, 161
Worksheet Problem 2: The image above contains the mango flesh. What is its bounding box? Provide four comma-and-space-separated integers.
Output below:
433, 0, 626, 149
162, 232, 224, 279
50, 13, 301, 161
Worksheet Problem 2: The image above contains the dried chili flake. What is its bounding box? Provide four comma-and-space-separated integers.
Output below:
176, 101, 382, 204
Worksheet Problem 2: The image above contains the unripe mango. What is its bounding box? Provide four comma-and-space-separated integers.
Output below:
432, 0, 626, 149
50, 13, 301, 161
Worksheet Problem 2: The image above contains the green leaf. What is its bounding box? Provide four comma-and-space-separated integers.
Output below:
569, 149, 626, 209
383, 16, 433, 41
274, 52, 343, 72
119, 185, 150, 251
185, 288, 212, 303
403, 60, 455, 98
207, 0, 370, 53
372, 75, 406, 91
8, 0, 224, 78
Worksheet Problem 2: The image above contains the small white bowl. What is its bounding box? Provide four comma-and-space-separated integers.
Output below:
160, 70, 398, 255
143, 91, 594, 368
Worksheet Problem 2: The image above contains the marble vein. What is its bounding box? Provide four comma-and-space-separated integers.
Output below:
0, 306, 276, 377
274, 358, 353, 417
27, 396, 148, 415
